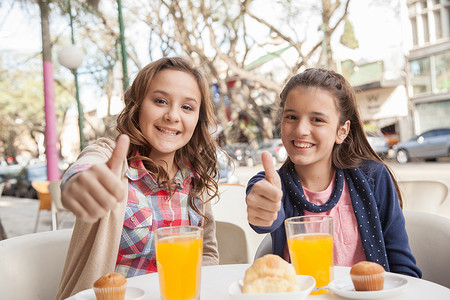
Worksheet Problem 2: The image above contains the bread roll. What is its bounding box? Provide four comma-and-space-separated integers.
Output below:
243, 254, 299, 293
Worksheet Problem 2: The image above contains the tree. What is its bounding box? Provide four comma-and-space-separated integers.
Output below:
10, 0, 354, 148
0, 51, 72, 160
340, 16, 359, 49
122, 0, 352, 143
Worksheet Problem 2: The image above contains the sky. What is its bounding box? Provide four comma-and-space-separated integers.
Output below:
0, 0, 411, 56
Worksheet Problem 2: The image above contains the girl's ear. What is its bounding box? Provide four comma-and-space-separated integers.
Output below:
336, 120, 351, 144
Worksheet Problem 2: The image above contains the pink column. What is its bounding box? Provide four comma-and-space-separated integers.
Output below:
43, 61, 60, 181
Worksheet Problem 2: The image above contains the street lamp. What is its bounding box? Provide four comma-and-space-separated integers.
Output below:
57, 45, 85, 151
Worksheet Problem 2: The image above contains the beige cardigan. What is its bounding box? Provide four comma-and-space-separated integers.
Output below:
55, 138, 219, 300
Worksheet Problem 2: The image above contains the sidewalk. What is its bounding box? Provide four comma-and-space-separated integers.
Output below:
0, 196, 75, 239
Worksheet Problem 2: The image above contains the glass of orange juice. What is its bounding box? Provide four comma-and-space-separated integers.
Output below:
285, 215, 333, 294
155, 226, 203, 300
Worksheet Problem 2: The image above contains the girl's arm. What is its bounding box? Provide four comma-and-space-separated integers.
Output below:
371, 163, 422, 278
202, 201, 219, 265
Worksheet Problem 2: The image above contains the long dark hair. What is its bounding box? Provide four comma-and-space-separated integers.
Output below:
279, 68, 403, 207
116, 56, 219, 220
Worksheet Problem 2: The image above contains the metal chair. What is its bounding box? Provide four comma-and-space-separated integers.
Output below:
0, 228, 73, 299
211, 183, 265, 264
254, 233, 272, 261
31, 181, 51, 232
404, 210, 450, 288
398, 180, 448, 214
48, 180, 73, 230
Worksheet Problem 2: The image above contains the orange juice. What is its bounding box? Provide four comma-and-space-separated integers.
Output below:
155, 235, 203, 300
288, 233, 333, 294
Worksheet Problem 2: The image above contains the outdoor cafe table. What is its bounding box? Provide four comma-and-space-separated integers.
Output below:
71, 264, 450, 299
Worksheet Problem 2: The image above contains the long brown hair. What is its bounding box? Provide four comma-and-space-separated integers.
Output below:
279, 68, 403, 207
116, 57, 219, 220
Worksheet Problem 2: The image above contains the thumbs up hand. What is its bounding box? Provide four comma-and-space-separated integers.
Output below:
61, 135, 130, 223
246, 151, 283, 227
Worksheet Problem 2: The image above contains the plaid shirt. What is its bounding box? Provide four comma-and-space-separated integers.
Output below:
62, 156, 203, 278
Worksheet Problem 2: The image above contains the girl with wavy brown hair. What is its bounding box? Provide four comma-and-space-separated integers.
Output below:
245, 68, 421, 278
56, 57, 220, 299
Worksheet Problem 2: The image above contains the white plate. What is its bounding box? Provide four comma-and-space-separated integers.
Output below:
329, 273, 408, 299
228, 275, 315, 300
72, 286, 145, 300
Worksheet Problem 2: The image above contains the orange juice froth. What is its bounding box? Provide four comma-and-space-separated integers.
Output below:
288, 233, 333, 294
156, 235, 203, 300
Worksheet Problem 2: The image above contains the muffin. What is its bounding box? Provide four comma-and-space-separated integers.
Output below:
243, 254, 299, 293
350, 261, 385, 291
93, 272, 127, 300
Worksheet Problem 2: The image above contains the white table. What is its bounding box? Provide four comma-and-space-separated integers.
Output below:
73, 264, 450, 299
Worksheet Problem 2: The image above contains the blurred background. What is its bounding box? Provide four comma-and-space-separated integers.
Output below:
0, 0, 449, 192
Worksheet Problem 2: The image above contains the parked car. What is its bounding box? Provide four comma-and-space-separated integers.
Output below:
221, 143, 255, 167
14, 163, 48, 199
393, 128, 450, 164
0, 164, 23, 197
216, 149, 239, 184
252, 139, 288, 166
365, 129, 389, 158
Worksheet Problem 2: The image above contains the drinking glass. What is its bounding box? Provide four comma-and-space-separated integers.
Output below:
155, 226, 203, 300
285, 215, 333, 294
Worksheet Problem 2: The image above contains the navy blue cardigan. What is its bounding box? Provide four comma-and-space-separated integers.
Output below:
246, 160, 422, 278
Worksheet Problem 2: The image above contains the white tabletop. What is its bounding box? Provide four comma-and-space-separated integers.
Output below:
72, 264, 450, 300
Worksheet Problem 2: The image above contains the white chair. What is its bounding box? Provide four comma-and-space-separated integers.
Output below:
48, 180, 73, 230
216, 221, 248, 264
404, 210, 450, 288
254, 233, 272, 261
212, 183, 265, 264
398, 180, 448, 214
0, 228, 73, 299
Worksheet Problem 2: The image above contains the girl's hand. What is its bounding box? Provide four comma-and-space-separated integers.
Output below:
246, 151, 283, 227
61, 135, 130, 223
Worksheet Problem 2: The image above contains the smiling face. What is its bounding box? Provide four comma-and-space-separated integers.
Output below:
138, 69, 201, 164
281, 87, 350, 175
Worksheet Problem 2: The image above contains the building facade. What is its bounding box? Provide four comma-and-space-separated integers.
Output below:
406, 0, 450, 133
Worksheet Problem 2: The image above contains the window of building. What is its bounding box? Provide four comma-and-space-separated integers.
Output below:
410, 17, 418, 45
435, 50, 450, 93
433, 10, 442, 39
422, 13, 429, 43
410, 57, 432, 95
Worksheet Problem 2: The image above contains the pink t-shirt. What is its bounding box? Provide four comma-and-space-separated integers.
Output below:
284, 174, 366, 266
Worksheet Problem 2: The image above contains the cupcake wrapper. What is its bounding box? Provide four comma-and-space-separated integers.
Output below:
93, 284, 127, 300
351, 273, 385, 291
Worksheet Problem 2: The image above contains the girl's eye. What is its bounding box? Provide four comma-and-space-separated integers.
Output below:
182, 104, 194, 111
154, 98, 167, 105
312, 117, 324, 123
284, 114, 297, 120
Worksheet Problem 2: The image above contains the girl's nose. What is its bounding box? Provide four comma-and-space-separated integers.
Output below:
295, 119, 311, 135
164, 107, 180, 122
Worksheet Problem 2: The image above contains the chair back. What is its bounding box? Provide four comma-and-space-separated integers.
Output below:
31, 181, 51, 210
254, 233, 272, 261
216, 221, 248, 264
211, 183, 265, 264
404, 210, 450, 288
0, 228, 73, 299
398, 180, 448, 214
48, 180, 64, 212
